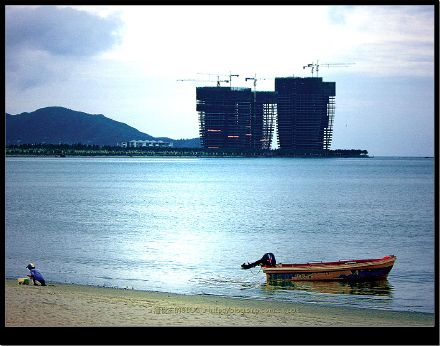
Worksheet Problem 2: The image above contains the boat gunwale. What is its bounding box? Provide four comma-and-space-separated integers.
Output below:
261, 256, 396, 274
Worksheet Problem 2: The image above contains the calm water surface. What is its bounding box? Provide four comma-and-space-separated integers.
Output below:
5, 157, 435, 313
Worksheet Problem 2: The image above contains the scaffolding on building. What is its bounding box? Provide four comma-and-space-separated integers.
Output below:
196, 87, 276, 150
254, 92, 277, 150
275, 77, 336, 151
181, 74, 337, 152
323, 96, 335, 150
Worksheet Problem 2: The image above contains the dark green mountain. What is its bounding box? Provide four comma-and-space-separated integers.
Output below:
5, 106, 200, 147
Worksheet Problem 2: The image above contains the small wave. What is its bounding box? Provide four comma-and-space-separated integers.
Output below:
192, 276, 259, 286
96, 276, 114, 280
123, 278, 150, 283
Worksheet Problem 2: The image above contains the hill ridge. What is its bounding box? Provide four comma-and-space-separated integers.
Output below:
5, 106, 200, 148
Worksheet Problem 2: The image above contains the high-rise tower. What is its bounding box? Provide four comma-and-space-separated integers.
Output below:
275, 77, 336, 151
196, 87, 276, 150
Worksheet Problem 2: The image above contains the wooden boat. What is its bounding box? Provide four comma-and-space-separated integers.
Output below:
262, 255, 396, 283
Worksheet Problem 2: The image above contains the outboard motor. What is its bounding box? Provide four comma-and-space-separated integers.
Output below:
241, 253, 276, 269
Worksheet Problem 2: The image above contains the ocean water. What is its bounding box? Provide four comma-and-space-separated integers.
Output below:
5, 156, 435, 313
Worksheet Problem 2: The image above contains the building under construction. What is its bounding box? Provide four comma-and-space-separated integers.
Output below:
194, 76, 335, 151
275, 77, 336, 151
196, 87, 276, 150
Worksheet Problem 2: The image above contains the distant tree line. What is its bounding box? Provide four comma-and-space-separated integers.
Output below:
5, 144, 369, 158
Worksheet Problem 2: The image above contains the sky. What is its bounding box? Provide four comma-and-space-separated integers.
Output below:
5, 5, 435, 156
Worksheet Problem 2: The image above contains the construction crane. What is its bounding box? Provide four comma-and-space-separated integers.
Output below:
245, 74, 272, 101
197, 72, 240, 87
245, 74, 258, 102
177, 78, 230, 87
228, 73, 239, 88
303, 63, 316, 76
244, 74, 271, 92
303, 60, 355, 77
245, 74, 257, 91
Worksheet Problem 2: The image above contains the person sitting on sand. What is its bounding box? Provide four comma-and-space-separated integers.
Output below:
26, 263, 46, 286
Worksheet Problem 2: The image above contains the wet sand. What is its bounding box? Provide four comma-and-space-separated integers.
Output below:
4, 279, 434, 327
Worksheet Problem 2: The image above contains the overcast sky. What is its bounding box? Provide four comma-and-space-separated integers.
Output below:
5, 5, 435, 156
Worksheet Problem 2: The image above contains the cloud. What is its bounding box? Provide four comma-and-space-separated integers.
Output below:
329, 5, 434, 77
99, 5, 433, 80
6, 6, 122, 57
5, 5, 123, 90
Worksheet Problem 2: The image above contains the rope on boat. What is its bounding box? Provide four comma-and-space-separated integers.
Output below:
249, 266, 262, 276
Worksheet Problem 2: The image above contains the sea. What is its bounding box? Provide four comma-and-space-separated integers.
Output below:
5, 156, 435, 314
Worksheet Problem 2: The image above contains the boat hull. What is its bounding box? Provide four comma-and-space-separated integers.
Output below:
262, 255, 396, 283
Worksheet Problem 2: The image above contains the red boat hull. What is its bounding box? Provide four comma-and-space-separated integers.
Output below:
262, 255, 396, 282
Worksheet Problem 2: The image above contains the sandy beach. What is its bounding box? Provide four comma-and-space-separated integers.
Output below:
4, 279, 434, 327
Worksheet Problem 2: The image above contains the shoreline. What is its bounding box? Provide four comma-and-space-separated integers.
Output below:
5, 279, 434, 327
5, 154, 370, 159
5, 154, 433, 159
5, 145, 370, 158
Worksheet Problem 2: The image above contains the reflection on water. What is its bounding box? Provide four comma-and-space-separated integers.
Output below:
264, 279, 393, 297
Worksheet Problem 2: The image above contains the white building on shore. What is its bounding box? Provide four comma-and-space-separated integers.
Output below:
119, 140, 173, 148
